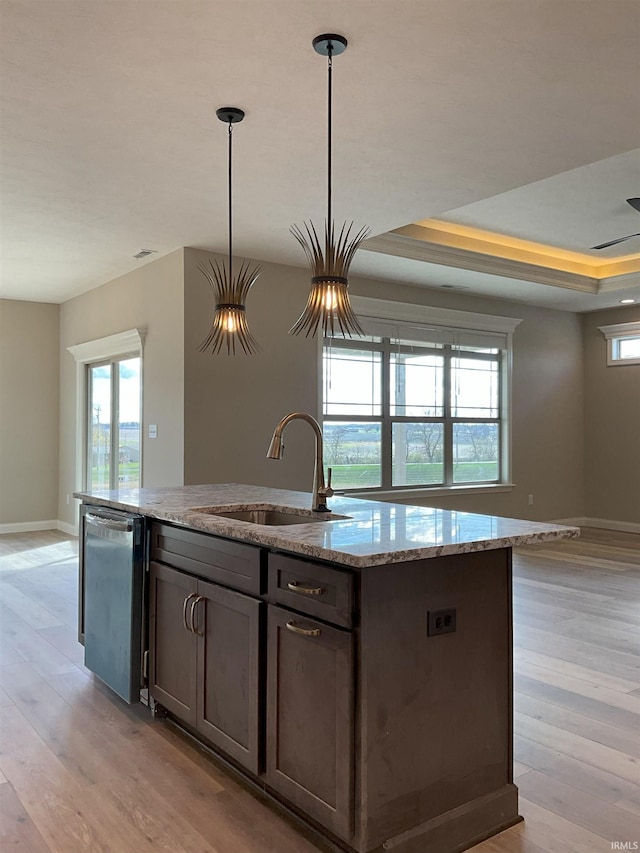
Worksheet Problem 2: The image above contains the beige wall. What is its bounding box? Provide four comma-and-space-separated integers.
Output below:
6, 245, 634, 530
184, 248, 318, 490
58, 249, 185, 527
0, 299, 60, 525
350, 278, 584, 522
582, 305, 640, 525
184, 248, 585, 522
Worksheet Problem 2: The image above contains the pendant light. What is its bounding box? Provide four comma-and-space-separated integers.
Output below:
199, 107, 260, 355
289, 34, 370, 338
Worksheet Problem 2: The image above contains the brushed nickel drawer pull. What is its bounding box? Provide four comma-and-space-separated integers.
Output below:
190, 596, 205, 636
285, 620, 321, 638
287, 580, 324, 596
183, 593, 197, 632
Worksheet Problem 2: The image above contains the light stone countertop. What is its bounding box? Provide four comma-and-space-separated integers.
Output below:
74, 483, 579, 568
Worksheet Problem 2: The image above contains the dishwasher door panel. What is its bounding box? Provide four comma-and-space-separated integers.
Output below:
84, 511, 143, 703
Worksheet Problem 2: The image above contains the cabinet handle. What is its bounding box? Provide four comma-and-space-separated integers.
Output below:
183, 593, 197, 632
287, 580, 324, 596
190, 596, 205, 636
285, 620, 321, 638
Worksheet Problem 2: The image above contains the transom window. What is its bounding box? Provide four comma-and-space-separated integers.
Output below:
321, 299, 520, 495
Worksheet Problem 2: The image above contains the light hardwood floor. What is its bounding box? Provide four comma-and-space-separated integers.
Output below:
0, 527, 638, 853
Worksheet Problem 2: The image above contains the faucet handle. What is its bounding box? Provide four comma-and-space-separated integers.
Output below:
321, 467, 334, 499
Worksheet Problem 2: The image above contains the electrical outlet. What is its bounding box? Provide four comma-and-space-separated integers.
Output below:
428, 608, 457, 636
528, 494, 534, 505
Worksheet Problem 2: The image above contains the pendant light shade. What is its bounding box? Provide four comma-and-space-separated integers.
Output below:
290, 34, 370, 338
199, 107, 260, 355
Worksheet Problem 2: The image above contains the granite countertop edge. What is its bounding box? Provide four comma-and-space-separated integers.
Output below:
74, 484, 580, 568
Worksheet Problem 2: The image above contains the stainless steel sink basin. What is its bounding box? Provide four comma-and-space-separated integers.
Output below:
193, 506, 350, 525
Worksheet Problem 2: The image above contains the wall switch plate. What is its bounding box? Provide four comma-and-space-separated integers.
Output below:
148, 424, 158, 438
428, 608, 457, 636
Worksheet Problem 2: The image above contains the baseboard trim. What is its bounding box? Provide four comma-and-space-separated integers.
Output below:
585, 517, 640, 534
0, 519, 59, 534
382, 784, 521, 853
57, 520, 79, 537
553, 516, 640, 534
0, 519, 78, 537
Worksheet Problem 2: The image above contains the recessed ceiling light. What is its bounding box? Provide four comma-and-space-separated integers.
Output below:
134, 249, 157, 260
620, 298, 636, 304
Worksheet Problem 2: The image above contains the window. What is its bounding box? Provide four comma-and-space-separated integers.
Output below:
599, 321, 640, 366
321, 298, 520, 495
87, 355, 141, 489
68, 328, 145, 496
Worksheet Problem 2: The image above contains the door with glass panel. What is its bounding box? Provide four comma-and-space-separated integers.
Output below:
86, 356, 141, 490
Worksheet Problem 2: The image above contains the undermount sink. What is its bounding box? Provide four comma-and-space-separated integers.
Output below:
193, 506, 350, 526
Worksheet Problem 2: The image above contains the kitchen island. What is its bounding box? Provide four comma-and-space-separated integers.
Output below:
75, 484, 578, 853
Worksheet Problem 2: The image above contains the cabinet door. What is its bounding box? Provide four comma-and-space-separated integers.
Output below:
266, 605, 354, 840
195, 578, 262, 775
149, 562, 198, 726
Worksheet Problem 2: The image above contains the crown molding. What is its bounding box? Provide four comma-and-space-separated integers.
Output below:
67, 328, 146, 363
350, 295, 522, 335
597, 270, 640, 293
362, 232, 599, 294
598, 320, 640, 339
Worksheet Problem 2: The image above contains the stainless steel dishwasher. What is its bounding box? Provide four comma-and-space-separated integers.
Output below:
83, 506, 145, 703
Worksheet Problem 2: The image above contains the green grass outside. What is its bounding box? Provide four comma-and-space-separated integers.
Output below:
91, 462, 140, 489
330, 461, 498, 489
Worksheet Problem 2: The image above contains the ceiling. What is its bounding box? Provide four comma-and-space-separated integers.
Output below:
1, 0, 639, 312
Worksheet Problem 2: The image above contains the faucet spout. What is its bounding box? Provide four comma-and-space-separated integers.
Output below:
266, 412, 334, 512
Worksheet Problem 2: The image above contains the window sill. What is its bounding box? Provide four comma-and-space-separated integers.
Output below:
340, 483, 516, 501
607, 358, 640, 367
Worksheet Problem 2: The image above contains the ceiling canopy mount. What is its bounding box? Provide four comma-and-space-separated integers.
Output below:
312, 34, 348, 56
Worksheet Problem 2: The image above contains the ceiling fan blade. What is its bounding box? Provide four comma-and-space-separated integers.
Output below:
592, 233, 640, 249
626, 198, 640, 213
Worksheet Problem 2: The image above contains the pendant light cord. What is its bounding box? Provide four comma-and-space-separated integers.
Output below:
327, 43, 333, 228
228, 119, 233, 285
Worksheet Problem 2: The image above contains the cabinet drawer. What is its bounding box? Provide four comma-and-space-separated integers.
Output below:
269, 554, 353, 628
151, 523, 262, 595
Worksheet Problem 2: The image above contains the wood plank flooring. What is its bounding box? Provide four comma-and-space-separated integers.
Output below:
0, 527, 638, 853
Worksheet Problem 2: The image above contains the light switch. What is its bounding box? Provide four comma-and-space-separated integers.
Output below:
148, 424, 158, 439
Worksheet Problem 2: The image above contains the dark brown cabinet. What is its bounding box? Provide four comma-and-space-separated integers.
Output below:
146, 521, 517, 853
268, 552, 353, 628
196, 577, 261, 773
149, 561, 198, 725
149, 561, 262, 774
266, 605, 354, 840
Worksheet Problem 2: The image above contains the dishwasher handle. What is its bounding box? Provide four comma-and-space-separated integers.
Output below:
85, 512, 135, 533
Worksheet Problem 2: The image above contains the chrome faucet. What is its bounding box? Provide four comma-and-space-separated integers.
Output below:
267, 412, 334, 512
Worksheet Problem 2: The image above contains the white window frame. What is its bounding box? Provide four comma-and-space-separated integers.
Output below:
599, 320, 640, 366
319, 297, 521, 500
68, 329, 145, 522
